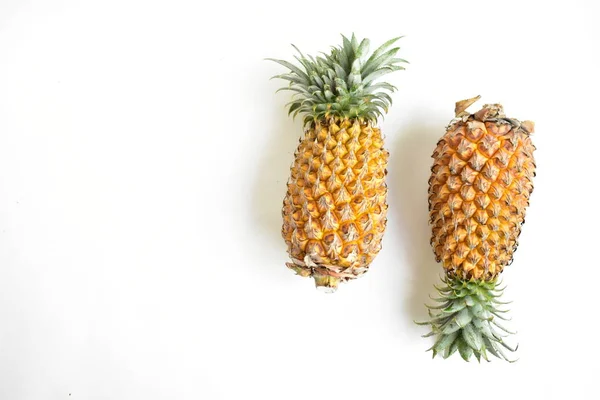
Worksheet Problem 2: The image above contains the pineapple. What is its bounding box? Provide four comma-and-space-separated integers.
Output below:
418, 96, 536, 361
269, 34, 407, 292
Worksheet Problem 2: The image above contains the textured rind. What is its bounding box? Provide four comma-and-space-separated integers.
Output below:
418, 275, 517, 362
282, 117, 388, 283
428, 105, 536, 281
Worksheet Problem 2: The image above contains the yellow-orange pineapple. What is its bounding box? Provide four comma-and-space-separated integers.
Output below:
269, 34, 406, 291
418, 96, 536, 361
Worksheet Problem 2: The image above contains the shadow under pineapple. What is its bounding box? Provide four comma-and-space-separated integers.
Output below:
249, 100, 301, 282
390, 121, 442, 322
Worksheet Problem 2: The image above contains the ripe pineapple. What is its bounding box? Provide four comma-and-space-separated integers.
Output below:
418, 96, 536, 361
269, 34, 407, 292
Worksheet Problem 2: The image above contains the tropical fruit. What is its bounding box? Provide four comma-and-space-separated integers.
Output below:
418, 96, 536, 361
269, 34, 407, 291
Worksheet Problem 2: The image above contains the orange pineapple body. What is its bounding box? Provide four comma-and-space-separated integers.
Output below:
428, 103, 536, 281
282, 118, 388, 289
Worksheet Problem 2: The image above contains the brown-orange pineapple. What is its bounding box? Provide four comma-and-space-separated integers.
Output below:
418, 96, 536, 361
269, 34, 406, 291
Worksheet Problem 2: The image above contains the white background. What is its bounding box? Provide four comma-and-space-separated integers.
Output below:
1, 0, 599, 399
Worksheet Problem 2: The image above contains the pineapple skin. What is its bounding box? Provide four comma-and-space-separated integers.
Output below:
282, 117, 388, 291
428, 103, 536, 281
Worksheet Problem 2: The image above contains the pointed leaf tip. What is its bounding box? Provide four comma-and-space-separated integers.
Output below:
455, 95, 482, 116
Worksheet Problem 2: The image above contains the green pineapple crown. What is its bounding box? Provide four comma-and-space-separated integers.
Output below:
268, 34, 407, 125
417, 275, 518, 362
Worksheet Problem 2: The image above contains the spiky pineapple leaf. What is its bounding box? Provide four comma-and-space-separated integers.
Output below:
269, 34, 407, 125
416, 275, 518, 362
